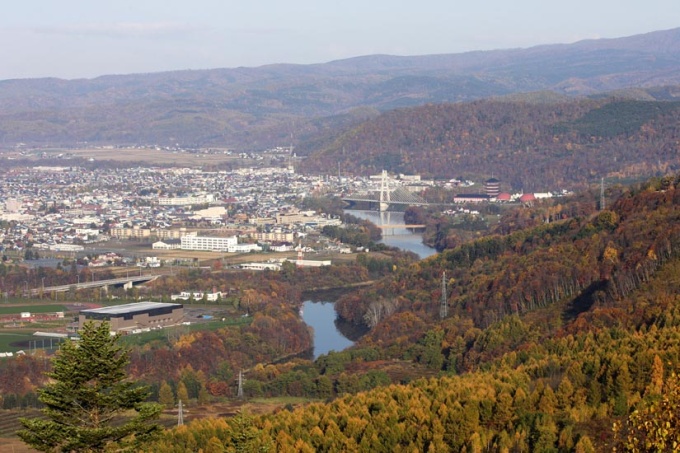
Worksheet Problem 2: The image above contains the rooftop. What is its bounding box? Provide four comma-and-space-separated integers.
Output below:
80, 301, 182, 315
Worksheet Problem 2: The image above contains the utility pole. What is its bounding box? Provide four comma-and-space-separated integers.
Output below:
440, 271, 448, 320
600, 178, 606, 211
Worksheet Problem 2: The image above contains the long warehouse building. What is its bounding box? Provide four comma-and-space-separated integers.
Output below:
79, 302, 184, 333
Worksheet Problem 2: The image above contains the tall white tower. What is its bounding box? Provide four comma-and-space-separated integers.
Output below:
379, 170, 391, 212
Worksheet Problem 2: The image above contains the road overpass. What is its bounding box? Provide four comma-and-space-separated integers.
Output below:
28, 275, 159, 296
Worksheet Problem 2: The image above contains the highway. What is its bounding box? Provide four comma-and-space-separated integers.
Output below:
29, 275, 158, 296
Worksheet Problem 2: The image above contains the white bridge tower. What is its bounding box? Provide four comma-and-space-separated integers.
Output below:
379, 170, 391, 212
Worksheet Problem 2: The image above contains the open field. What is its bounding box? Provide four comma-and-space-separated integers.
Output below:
119, 316, 252, 347
0, 333, 36, 352
83, 240, 302, 266
39, 147, 243, 166
0, 305, 68, 316
0, 301, 250, 352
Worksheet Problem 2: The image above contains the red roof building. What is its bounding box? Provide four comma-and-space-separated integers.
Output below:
519, 193, 536, 203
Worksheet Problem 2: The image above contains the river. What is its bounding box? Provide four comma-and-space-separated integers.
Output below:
301, 300, 356, 359
345, 209, 437, 259
301, 210, 436, 359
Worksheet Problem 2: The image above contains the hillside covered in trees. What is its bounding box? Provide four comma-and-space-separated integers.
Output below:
2, 28, 680, 149
141, 174, 680, 451
299, 98, 680, 191
0, 251, 417, 407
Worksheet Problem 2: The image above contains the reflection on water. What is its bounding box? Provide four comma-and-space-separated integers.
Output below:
301, 300, 356, 359
334, 316, 369, 342
345, 210, 437, 259
301, 211, 436, 359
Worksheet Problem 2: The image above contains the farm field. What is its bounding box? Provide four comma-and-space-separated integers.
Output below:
33, 147, 243, 166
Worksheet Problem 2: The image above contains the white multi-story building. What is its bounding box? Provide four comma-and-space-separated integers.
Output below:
249, 231, 295, 242
158, 194, 215, 206
180, 235, 237, 251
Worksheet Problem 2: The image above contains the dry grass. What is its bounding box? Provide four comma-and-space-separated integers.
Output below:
25, 147, 242, 166
0, 438, 35, 453
71, 148, 239, 166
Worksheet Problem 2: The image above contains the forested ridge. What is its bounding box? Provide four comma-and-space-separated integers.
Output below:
3, 27, 680, 150
141, 174, 680, 451
299, 98, 680, 190
337, 174, 680, 339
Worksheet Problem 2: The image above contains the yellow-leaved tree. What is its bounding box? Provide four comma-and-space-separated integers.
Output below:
613, 372, 680, 452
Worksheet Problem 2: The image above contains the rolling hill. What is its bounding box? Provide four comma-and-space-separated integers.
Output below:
299, 97, 680, 190
1, 28, 680, 149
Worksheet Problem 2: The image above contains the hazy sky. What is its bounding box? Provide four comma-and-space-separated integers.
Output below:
1, 0, 678, 80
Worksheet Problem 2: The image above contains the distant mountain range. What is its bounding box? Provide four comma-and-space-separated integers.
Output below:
1, 27, 680, 149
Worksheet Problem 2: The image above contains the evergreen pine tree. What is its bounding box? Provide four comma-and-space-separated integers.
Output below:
18, 321, 162, 452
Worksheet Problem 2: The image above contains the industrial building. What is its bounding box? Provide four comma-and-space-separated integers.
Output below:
79, 302, 184, 333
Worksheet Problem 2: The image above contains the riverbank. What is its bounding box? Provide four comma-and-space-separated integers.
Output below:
345, 210, 437, 259
302, 280, 375, 294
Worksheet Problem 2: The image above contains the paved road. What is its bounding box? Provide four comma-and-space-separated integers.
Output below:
30, 275, 158, 295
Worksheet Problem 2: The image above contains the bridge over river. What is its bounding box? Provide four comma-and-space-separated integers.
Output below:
342, 170, 430, 211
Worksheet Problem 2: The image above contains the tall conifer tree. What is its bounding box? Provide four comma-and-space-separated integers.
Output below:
18, 321, 162, 452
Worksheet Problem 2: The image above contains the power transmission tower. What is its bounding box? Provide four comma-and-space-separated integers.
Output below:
600, 178, 606, 211
177, 399, 184, 426
237, 370, 244, 399
440, 271, 448, 319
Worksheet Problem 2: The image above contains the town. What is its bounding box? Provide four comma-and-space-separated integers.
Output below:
0, 159, 564, 284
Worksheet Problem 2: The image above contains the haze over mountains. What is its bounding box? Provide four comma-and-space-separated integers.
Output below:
1, 27, 680, 150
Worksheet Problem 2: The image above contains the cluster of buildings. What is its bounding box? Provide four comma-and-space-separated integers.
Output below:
0, 165, 349, 259
0, 163, 567, 270
452, 178, 566, 204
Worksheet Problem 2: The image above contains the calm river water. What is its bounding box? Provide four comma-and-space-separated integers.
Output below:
301, 210, 437, 359
345, 210, 437, 259
301, 300, 355, 359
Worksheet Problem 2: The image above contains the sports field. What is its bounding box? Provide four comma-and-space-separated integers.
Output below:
0, 304, 68, 315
